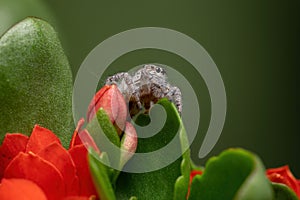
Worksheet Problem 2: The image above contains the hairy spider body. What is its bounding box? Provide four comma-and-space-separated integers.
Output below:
105, 64, 182, 116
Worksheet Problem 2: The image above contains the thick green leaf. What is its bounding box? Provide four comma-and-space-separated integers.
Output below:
188, 148, 273, 200
0, 17, 73, 146
115, 99, 185, 200
88, 150, 116, 200
272, 183, 299, 200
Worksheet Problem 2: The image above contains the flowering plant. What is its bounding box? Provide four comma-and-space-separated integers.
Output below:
0, 17, 299, 200
0, 125, 97, 200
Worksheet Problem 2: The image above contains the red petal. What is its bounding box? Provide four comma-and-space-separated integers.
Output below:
0, 178, 47, 200
69, 144, 97, 197
38, 142, 80, 196
4, 152, 65, 200
95, 85, 118, 124
26, 125, 61, 153
114, 85, 127, 132
87, 85, 111, 122
0, 134, 28, 179
70, 118, 85, 149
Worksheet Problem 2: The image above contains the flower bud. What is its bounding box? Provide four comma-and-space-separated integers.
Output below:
87, 85, 127, 133
119, 122, 138, 168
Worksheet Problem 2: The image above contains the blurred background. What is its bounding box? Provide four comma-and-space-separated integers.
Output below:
1, 0, 299, 176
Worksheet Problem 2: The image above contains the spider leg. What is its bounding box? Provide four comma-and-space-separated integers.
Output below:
150, 83, 163, 99
166, 86, 182, 115
106, 72, 134, 100
132, 91, 142, 110
105, 72, 130, 85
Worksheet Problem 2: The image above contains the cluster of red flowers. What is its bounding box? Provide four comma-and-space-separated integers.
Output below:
0, 124, 97, 200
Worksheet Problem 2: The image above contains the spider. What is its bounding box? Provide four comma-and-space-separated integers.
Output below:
105, 64, 182, 117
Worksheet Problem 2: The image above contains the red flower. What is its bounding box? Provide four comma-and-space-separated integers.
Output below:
266, 165, 300, 198
0, 124, 98, 200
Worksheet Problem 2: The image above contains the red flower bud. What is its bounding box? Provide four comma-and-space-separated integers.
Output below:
120, 122, 138, 168
266, 165, 300, 198
87, 85, 127, 134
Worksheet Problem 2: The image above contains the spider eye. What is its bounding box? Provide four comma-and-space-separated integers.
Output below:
156, 67, 161, 73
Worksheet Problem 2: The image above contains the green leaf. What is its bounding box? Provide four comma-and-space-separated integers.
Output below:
272, 183, 299, 200
115, 99, 186, 200
88, 150, 116, 200
188, 148, 274, 200
0, 17, 73, 146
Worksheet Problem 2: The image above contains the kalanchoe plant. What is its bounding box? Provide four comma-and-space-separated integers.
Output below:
0, 17, 299, 200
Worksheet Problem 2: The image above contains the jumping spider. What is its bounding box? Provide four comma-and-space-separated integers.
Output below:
105, 64, 182, 117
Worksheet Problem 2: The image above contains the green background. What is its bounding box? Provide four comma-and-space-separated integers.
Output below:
1, 1, 299, 176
